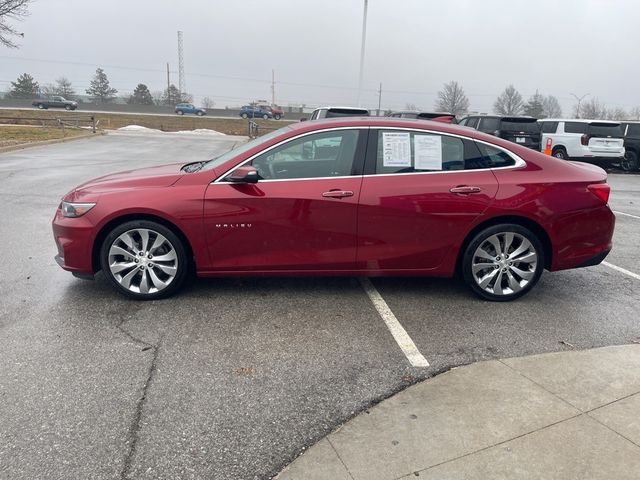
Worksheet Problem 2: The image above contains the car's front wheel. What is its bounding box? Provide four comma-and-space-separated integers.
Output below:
274, 114, 281, 120
241, 113, 248, 119
100, 220, 189, 299
262, 114, 269, 120
196, 111, 204, 116
462, 224, 544, 301
37, 104, 45, 109
65, 105, 72, 111
552, 147, 568, 160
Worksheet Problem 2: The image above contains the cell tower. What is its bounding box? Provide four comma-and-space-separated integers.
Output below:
177, 31, 185, 95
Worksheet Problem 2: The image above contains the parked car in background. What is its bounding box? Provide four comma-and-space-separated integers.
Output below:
256, 104, 284, 120
305, 107, 369, 121
32, 96, 78, 110
458, 115, 541, 151
53, 117, 614, 302
388, 111, 456, 123
239, 105, 274, 119
538, 119, 625, 167
175, 103, 206, 116
619, 121, 640, 171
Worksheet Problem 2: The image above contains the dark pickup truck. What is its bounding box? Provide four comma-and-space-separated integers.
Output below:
32, 96, 78, 110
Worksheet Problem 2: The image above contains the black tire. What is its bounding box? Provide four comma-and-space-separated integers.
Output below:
621, 150, 638, 172
552, 147, 568, 160
262, 114, 269, 120
461, 224, 544, 302
100, 220, 189, 300
241, 113, 248, 119
65, 105, 72, 111
177, 110, 184, 115
274, 114, 281, 120
196, 111, 204, 116
37, 104, 45, 109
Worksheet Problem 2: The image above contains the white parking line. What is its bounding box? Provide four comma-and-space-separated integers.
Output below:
602, 261, 640, 281
359, 277, 430, 368
614, 210, 640, 220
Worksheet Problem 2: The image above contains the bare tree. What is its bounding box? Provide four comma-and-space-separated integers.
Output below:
435, 81, 469, 116
606, 107, 628, 121
575, 97, 607, 119
202, 97, 215, 108
41, 77, 76, 99
629, 106, 640, 121
404, 102, 418, 111
0, 0, 31, 48
542, 95, 562, 118
493, 85, 524, 115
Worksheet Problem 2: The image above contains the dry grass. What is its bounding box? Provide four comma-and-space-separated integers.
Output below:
0, 125, 90, 148
0, 109, 291, 136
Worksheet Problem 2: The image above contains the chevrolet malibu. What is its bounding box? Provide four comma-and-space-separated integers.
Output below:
52, 118, 615, 301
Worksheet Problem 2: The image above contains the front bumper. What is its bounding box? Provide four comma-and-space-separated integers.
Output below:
52, 208, 96, 276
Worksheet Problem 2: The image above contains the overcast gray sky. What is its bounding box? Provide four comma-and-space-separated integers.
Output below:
2, 0, 639, 113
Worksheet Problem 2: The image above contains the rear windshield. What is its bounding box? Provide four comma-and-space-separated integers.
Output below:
500, 119, 540, 133
325, 108, 369, 118
588, 123, 623, 138
417, 112, 453, 119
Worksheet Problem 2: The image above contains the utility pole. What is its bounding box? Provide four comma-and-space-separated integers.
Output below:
271, 69, 275, 106
166, 62, 170, 101
570, 92, 590, 119
357, 0, 368, 107
377, 82, 382, 116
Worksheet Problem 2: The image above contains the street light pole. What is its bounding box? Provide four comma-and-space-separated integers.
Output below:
570, 92, 590, 119
357, 0, 368, 107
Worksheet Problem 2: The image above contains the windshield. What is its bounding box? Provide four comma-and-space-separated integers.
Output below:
200, 126, 292, 171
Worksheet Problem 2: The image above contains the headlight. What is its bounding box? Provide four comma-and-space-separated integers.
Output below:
60, 201, 96, 218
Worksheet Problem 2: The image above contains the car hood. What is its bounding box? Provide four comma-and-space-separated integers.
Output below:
73, 163, 185, 194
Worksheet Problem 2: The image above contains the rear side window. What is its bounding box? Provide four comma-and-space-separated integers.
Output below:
375, 131, 481, 173
466, 117, 480, 128
588, 123, 623, 138
627, 124, 640, 136
473, 143, 517, 169
540, 121, 558, 133
564, 122, 588, 134
478, 118, 500, 132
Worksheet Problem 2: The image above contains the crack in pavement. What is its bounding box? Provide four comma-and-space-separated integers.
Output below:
115, 316, 162, 480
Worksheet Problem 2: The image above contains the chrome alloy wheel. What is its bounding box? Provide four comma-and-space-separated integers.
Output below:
471, 232, 538, 296
107, 228, 178, 295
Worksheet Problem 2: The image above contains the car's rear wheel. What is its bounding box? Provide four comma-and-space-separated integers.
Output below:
462, 224, 544, 302
552, 147, 567, 159
262, 114, 269, 120
621, 151, 638, 171
37, 104, 44, 109
241, 113, 248, 119
177, 110, 184, 115
100, 220, 189, 300
274, 114, 281, 120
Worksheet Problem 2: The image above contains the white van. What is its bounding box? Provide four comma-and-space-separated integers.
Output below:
539, 119, 625, 166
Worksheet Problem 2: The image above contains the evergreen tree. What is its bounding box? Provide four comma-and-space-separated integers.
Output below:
127, 83, 154, 105
8, 72, 39, 98
85, 68, 118, 103
523, 91, 545, 118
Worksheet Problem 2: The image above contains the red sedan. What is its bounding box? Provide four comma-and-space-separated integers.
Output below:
52, 118, 614, 301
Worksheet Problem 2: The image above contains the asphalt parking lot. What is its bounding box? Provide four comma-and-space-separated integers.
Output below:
1, 132, 639, 480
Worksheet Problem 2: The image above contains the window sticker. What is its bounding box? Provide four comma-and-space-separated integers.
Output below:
382, 132, 411, 167
414, 135, 442, 170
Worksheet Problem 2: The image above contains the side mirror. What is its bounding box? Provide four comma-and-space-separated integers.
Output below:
299, 117, 307, 122
226, 165, 259, 184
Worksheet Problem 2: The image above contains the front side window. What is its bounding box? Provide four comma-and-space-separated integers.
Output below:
375, 130, 484, 174
250, 130, 360, 180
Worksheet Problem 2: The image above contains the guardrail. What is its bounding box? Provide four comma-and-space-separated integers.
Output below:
0, 115, 97, 133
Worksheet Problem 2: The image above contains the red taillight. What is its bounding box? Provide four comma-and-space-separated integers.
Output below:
581, 134, 589, 146
588, 183, 610, 204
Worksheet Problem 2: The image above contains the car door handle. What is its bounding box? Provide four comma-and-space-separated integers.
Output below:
449, 186, 482, 194
322, 190, 354, 198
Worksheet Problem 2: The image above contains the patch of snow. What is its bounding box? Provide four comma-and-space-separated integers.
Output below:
117, 125, 161, 132
175, 129, 225, 136
116, 125, 225, 136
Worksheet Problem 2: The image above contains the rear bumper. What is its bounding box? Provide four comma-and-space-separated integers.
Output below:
569, 155, 624, 165
574, 249, 611, 268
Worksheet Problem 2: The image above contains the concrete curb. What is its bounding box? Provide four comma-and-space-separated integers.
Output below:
277, 344, 640, 480
0, 131, 104, 154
